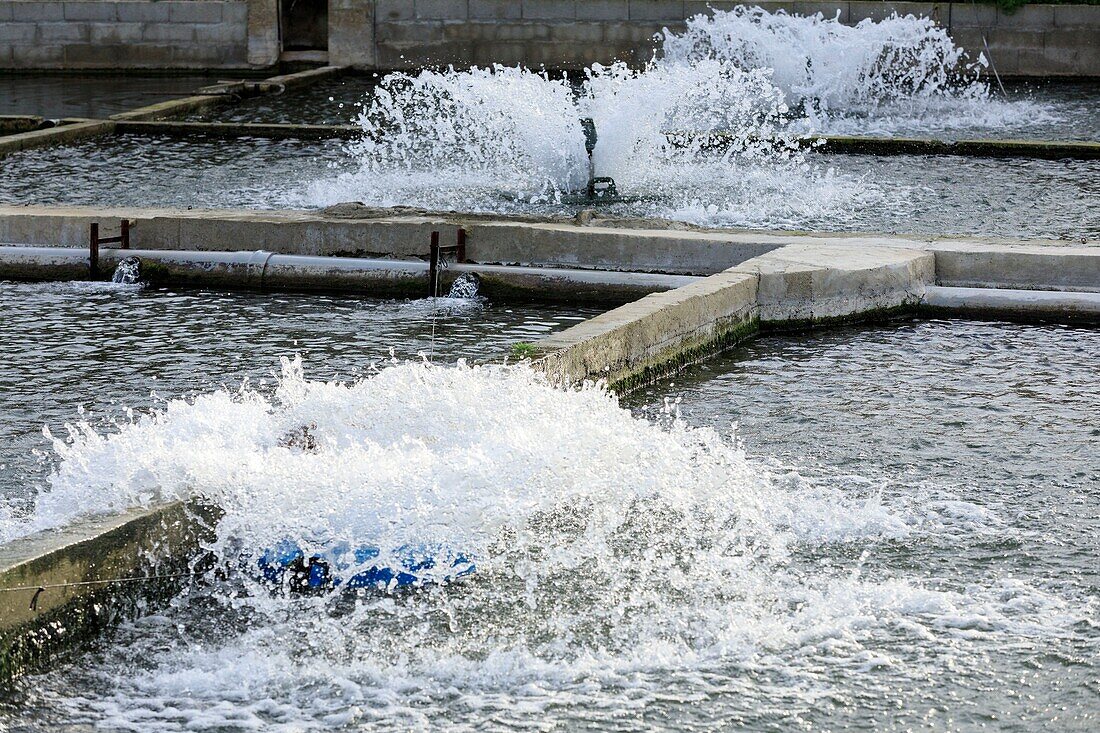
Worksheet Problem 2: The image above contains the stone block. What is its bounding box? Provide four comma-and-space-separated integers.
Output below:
628, 0, 684, 22
948, 2, 998, 29
0, 4, 12, 21
576, 0, 627, 21
222, 1, 248, 24
602, 22, 661, 44
168, 0, 223, 23
522, 0, 574, 20
63, 1, 118, 21
468, 39, 527, 64
141, 22, 196, 42
414, 0, 468, 20
376, 20, 445, 43
117, 1, 169, 21
329, 6, 376, 67
550, 21, 603, 43
0, 23, 38, 42
89, 20, 143, 42
996, 4, 1055, 29
194, 22, 247, 43
847, 2, 937, 23
62, 42, 122, 65
1054, 4, 1100, 28
446, 20, 550, 41
377, 0, 415, 20
11, 2, 65, 21
470, 0, 521, 20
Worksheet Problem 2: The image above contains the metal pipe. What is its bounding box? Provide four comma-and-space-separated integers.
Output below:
0, 246, 699, 306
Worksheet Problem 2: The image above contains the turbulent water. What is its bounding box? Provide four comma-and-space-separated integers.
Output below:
5, 340, 1097, 730
299, 7, 1070, 225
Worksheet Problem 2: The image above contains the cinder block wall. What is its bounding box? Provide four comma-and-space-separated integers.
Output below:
0, 0, 249, 69
0, 0, 1097, 75
361, 1, 1100, 76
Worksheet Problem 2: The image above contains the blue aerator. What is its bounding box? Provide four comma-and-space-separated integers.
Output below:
254, 539, 475, 593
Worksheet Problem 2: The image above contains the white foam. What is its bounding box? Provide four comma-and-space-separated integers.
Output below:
14, 359, 1091, 729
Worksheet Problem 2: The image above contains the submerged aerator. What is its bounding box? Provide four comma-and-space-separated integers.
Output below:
253, 540, 475, 594
580, 117, 618, 201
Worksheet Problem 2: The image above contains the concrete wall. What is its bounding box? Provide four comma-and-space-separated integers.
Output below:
0, 0, 249, 69
359, 1, 1100, 76
0, 1, 1097, 74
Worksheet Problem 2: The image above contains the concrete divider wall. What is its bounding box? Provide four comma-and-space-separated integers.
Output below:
0, 0, 249, 69
536, 242, 935, 389
0, 500, 220, 681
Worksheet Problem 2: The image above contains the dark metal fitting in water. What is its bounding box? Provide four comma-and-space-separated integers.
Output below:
587, 176, 618, 200
580, 117, 598, 156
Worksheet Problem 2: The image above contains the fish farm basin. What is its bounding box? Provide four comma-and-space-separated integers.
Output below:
1, 5, 1098, 732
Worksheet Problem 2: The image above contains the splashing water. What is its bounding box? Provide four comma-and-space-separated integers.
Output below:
110, 256, 143, 285
303, 66, 588, 210
660, 7, 1056, 135
299, 7, 1061, 225
445, 272, 481, 300
13, 358, 1091, 729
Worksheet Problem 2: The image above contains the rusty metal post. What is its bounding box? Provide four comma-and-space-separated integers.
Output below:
121, 219, 130, 250
89, 222, 99, 279
428, 230, 440, 298
456, 227, 466, 263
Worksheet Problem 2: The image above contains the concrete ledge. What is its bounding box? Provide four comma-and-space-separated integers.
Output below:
108, 65, 347, 122
0, 205, 798, 274
115, 120, 363, 140
730, 244, 935, 324
931, 242, 1100, 292
922, 285, 1100, 324
0, 119, 114, 155
0, 500, 221, 682
535, 269, 760, 391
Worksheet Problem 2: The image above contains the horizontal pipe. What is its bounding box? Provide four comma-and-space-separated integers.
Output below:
0, 246, 698, 306
922, 285, 1100, 324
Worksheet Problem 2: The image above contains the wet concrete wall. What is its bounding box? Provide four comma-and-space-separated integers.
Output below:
0, 1, 1098, 75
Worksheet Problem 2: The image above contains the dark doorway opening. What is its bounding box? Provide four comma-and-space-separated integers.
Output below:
280, 0, 328, 52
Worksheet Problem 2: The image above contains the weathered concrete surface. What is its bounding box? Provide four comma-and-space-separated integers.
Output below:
536, 270, 760, 391
0, 500, 221, 682
730, 244, 935, 324
536, 243, 935, 390
930, 242, 1100, 292
0, 205, 798, 274
0, 119, 114, 155
922, 285, 1100, 324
